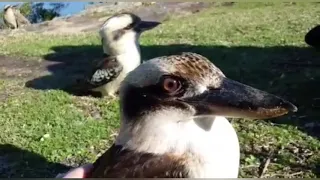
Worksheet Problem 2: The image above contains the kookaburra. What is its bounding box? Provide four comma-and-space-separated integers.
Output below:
87, 13, 160, 98
88, 52, 298, 178
3, 5, 17, 29
3, 4, 30, 29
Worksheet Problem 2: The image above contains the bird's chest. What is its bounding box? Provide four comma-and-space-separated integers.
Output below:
118, 116, 240, 178
181, 117, 240, 178
106, 56, 140, 88
119, 55, 141, 73
4, 10, 14, 19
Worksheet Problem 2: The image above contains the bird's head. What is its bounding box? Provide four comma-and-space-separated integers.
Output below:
4, 5, 12, 11
99, 13, 160, 56
119, 52, 298, 126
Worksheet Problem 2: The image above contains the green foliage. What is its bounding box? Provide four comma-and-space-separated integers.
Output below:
30, 2, 68, 23
19, 2, 32, 18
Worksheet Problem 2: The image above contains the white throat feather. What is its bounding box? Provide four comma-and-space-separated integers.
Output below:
115, 108, 240, 178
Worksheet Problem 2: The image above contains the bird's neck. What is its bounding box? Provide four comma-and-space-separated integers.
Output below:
115, 110, 240, 178
107, 39, 142, 68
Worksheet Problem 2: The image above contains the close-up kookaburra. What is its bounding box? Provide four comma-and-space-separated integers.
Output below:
88, 52, 298, 178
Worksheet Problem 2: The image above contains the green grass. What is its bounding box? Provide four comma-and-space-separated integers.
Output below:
0, 2, 320, 178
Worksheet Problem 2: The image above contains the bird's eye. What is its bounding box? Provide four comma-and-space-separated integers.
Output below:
124, 22, 135, 30
163, 77, 181, 94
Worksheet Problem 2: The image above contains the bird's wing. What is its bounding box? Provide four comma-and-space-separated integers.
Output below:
87, 56, 123, 89
89, 144, 189, 178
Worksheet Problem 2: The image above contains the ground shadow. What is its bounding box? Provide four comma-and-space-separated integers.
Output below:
25, 43, 320, 139
24, 45, 103, 96
0, 144, 70, 178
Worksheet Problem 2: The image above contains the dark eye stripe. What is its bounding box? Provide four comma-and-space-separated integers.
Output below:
113, 29, 126, 41
124, 22, 136, 30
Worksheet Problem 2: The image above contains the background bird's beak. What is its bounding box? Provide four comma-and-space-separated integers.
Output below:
184, 77, 298, 119
134, 20, 161, 32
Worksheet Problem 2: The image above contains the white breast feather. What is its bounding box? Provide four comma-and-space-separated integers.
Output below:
116, 109, 240, 178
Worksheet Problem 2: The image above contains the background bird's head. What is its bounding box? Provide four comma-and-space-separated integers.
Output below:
99, 13, 160, 56
119, 52, 297, 126
4, 5, 12, 11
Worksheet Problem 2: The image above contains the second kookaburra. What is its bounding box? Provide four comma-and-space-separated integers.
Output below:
88, 52, 298, 178
87, 13, 161, 98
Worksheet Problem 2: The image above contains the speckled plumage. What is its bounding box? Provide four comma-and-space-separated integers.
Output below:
125, 52, 225, 89
88, 56, 123, 88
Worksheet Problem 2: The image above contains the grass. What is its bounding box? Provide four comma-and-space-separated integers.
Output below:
0, 2, 320, 178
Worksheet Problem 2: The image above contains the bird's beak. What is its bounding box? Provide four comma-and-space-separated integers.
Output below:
183, 77, 298, 120
134, 20, 161, 32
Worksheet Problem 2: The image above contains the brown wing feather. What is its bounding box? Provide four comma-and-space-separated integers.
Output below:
88, 144, 189, 178
87, 56, 123, 89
